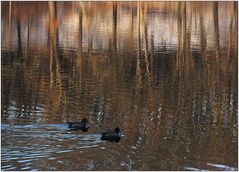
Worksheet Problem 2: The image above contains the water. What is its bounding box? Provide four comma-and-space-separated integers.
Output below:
1, 1, 238, 171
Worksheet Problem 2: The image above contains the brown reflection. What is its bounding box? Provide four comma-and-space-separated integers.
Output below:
1, 1, 238, 171
16, 18, 22, 59
213, 2, 220, 59
76, 4, 83, 92
48, 2, 65, 122
199, 9, 207, 65
87, 3, 93, 57
113, 2, 117, 55
142, 3, 150, 80
136, 2, 142, 93
8, 2, 12, 33
77, 6, 83, 60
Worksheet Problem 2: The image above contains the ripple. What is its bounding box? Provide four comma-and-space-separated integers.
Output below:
1, 2, 237, 171
207, 163, 237, 171
1, 165, 13, 169
184, 166, 204, 171
2, 166, 17, 171
1, 123, 102, 171
56, 150, 73, 154
20, 166, 32, 170
18, 159, 32, 163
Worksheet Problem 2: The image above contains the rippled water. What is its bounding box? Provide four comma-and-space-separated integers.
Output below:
1, 1, 238, 171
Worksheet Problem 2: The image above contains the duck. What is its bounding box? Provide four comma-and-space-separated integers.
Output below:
101, 127, 121, 142
68, 118, 90, 132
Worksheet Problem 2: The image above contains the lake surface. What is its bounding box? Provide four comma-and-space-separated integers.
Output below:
1, 1, 238, 171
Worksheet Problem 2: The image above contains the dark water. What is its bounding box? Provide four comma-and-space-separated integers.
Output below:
1, 1, 238, 171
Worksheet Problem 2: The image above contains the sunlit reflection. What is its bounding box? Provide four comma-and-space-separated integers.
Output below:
1, 1, 237, 171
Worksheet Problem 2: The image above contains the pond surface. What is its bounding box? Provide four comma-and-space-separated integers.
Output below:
1, 1, 238, 171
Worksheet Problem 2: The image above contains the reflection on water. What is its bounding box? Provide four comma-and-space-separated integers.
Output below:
2, 124, 103, 171
1, 1, 238, 171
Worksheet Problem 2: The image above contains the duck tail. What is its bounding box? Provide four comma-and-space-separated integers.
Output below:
101, 132, 107, 139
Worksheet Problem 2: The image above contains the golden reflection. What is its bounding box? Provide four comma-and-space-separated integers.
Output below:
136, 2, 142, 93
48, 2, 66, 121
1, 2, 237, 170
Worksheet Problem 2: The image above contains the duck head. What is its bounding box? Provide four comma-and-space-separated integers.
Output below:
81, 118, 90, 129
81, 118, 88, 124
114, 127, 120, 133
114, 127, 121, 137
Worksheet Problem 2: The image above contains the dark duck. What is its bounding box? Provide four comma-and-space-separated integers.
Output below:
101, 127, 121, 142
68, 118, 90, 132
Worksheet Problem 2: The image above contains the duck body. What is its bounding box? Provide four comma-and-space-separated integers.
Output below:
101, 127, 121, 142
68, 118, 90, 132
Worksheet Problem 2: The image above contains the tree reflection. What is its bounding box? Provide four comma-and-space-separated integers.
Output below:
48, 1, 66, 122
1, 2, 237, 169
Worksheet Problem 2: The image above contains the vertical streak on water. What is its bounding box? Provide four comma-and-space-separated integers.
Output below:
1, 2, 237, 170
17, 18, 22, 59
130, 5, 134, 53
136, 2, 141, 94
213, 2, 220, 61
199, 7, 207, 65
182, 2, 186, 75
213, 2, 221, 127
113, 2, 117, 56
76, 4, 83, 113
112, 2, 117, 95
143, 3, 150, 81
2, 0, 12, 119
8, 1, 12, 45
227, 3, 232, 65
186, 2, 192, 77
176, 2, 181, 74
48, 1, 65, 121
150, 34, 154, 78
234, 2, 238, 68
77, 6, 83, 62
87, 3, 93, 57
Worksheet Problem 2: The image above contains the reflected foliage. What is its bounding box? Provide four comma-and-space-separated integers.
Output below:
1, 1, 238, 171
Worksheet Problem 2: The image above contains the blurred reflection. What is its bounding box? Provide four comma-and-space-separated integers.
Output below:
1, 1, 237, 171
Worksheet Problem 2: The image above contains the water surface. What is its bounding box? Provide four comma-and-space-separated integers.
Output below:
1, 1, 238, 171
